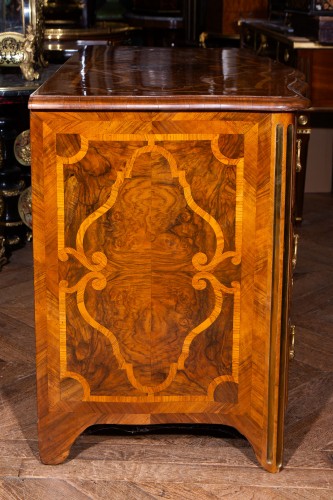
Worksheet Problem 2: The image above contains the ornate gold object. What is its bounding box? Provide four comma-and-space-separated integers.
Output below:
14, 130, 31, 166
0, 0, 44, 81
20, 25, 39, 80
0, 33, 25, 65
289, 325, 296, 360
18, 186, 32, 229
1, 179, 25, 197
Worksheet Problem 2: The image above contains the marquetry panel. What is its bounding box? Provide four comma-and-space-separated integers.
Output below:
31, 110, 293, 471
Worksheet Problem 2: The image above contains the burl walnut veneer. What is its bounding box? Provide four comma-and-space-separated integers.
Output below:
29, 46, 309, 472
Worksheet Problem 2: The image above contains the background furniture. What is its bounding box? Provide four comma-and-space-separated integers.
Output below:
124, 0, 269, 46
43, 0, 134, 62
29, 45, 308, 472
41, 1, 270, 50
240, 19, 333, 221
0, 98, 30, 259
204, 0, 267, 35
0, 64, 60, 268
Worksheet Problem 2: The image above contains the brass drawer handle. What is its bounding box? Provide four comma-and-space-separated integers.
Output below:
292, 233, 299, 270
296, 138, 302, 173
289, 325, 296, 360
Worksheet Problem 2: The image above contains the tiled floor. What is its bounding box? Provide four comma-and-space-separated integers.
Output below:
0, 193, 332, 499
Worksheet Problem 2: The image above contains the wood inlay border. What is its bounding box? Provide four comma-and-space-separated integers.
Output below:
56, 131, 244, 403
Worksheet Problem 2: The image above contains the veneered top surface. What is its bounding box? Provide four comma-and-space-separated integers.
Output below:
29, 46, 310, 111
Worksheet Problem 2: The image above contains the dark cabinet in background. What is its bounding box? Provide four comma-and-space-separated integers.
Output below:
240, 19, 333, 220
204, 0, 268, 35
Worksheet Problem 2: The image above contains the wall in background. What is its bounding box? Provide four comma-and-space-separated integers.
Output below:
305, 128, 333, 193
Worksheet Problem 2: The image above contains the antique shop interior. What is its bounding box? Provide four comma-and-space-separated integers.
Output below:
0, 0, 332, 497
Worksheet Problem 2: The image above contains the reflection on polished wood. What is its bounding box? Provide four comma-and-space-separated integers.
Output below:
43, 23, 134, 59
30, 46, 309, 111
29, 47, 308, 472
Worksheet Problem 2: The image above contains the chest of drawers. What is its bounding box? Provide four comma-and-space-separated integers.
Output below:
29, 46, 308, 472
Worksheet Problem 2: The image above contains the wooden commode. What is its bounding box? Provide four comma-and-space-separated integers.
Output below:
29, 46, 309, 472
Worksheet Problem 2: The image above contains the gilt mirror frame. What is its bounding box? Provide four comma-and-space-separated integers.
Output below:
0, 0, 44, 80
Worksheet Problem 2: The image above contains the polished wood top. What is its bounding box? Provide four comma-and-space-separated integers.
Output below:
29, 46, 309, 111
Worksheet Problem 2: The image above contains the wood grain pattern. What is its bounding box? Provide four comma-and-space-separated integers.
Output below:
59, 133, 242, 400
28, 45, 309, 473
30, 108, 294, 472
28, 46, 309, 112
